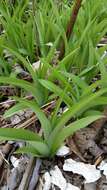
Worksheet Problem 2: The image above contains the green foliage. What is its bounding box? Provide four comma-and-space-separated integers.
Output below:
0, 75, 107, 157
0, 0, 107, 77
0, 0, 107, 158
0, 0, 35, 62
0, 99, 104, 157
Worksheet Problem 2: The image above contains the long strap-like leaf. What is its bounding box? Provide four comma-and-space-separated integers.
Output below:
13, 97, 51, 139
49, 88, 107, 146
50, 115, 103, 156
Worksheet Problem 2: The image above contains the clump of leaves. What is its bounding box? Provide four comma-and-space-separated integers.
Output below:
0, 72, 107, 157
0, 100, 103, 157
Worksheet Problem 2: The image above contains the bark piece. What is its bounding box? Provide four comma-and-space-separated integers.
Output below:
28, 158, 42, 190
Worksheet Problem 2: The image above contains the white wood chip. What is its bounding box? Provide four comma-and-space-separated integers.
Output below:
32, 60, 41, 70
43, 172, 51, 190
10, 156, 20, 168
63, 159, 101, 183
50, 166, 67, 190
66, 183, 80, 190
56, 146, 70, 157
43, 166, 80, 190
98, 160, 107, 179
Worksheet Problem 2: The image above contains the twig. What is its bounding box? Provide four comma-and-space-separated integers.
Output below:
0, 143, 13, 167
67, 137, 86, 162
66, 0, 83, 40
0, 142, 14, 184
15, 100, 56, 129
59, 0, 83, 59
94, 155, 103, 166
18, 157, 36, 190
16, 115, 36, 129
